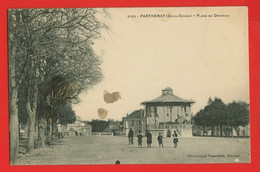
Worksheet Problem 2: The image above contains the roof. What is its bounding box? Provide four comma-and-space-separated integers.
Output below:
163, 87, 173, 91
124, 109, 143, 119
141, 87, 195, 104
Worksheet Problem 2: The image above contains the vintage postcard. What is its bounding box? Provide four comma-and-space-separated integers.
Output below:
8, 7, 249, 165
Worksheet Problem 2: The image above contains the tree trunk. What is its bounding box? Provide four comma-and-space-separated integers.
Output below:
26, 101, 37, 153
35, 110, 39, 144
211, 126, 214, 137
26, 83, 38, 153
54, 122, 58, 139
9, 40, 20, 164
9, 29, 20, 164
220, 125, 223, 137
27, 113, 35, 153
24, 120, 29, 138
36, 100, 46, 148
244, 125, 246, 137
231, 126, 233, 137
64, 124, 68, 136
10, 87, 19, 165
49, 116, 53, 139
37, 119, 46, 148
61, 124, 64, 137
26, 58, 39, 153
18, 122, 20, 139
52, 117, 58, 139
52, 120, 55, 138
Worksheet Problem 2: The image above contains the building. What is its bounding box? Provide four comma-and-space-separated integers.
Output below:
104, 121, 124, 136
58, 116, 92, 136
122, 109, 146, 136
123, 87, 195, 137
141, 87, 195, 137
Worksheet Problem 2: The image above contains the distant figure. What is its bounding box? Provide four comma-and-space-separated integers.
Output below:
172, 130, 178, 148
128, 128, 134, 145
115, 160, 120, 164
137, 131, 143, 148
157, 132, 164, 148
146, 131, 152, 148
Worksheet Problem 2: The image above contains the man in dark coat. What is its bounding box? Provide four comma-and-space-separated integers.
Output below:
172, 130, 179, 148
146, 131, 152, 148
128, 128, 134, 145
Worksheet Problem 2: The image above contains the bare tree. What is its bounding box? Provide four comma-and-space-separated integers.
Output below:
8, 8, 108, 164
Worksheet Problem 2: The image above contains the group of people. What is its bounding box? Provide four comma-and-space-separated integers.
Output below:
128, 128, 179, 148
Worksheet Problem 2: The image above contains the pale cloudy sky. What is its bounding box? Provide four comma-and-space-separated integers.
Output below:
73, 7, 249, 121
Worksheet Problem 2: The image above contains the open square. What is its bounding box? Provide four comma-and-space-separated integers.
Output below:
17, 135, 250, 165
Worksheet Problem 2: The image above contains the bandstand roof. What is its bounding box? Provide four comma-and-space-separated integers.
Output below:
141, 87, 195, 105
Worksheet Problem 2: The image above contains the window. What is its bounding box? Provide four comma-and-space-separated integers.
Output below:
131, 120, 134, 126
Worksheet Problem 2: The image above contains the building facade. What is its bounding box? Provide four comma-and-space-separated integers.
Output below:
58, 116, 92, 136
123, 87, 195, 137
122, 109, 146, 136
104, 121, 124, 136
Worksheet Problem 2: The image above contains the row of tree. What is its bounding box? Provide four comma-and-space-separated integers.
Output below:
8, 9, 107, 164
193, 98, 249, 137
88, 119, 122, 132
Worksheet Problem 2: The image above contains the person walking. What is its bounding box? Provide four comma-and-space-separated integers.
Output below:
172, 130, 178, 148
146, 131, 152, 148
128, 128, 134, 145
157, 132, 164, 148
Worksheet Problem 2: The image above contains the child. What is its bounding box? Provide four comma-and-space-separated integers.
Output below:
157, 132, 164, 148
172, 130, 178, 148
146, 131, 152, 148
137, 131, 143, 148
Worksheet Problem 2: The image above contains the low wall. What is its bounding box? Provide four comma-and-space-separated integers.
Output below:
92, 132, 113, 136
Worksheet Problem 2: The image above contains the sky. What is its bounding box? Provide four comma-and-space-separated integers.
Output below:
72, 7, 249, 121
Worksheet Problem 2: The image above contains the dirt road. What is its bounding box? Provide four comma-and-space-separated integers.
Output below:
17, 135, 250, 165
